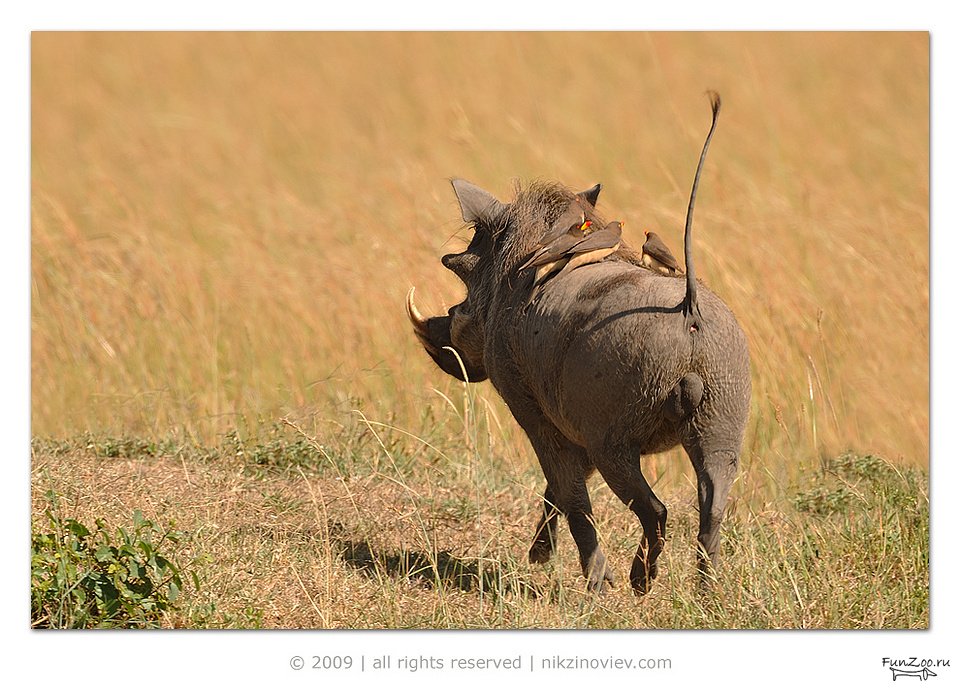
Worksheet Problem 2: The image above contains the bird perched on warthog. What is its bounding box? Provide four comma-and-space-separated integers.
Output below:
518, 212, 624, 288
641, 230, 684, 277
406, 92, 750, 595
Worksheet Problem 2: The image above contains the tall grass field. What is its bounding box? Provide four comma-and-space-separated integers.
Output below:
31, 32, 928, 629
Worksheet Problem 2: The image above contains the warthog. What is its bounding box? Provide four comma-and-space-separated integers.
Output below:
407, 95, 751, 594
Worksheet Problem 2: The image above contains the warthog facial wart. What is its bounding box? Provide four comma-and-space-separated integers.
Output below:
407, 92, 751, 594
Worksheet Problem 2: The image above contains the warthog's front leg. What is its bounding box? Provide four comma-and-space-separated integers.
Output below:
529, 484, 560, 564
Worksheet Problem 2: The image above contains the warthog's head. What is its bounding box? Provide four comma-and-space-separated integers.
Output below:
406, 178, 605, 382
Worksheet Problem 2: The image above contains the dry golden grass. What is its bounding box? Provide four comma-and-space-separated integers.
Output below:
30, 32, 928, 629
31, 32, 927, 465
31, 431, 927, 629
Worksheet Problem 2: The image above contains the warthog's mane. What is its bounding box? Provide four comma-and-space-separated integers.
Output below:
501, 179, 646, 275
501, 180, 608, 274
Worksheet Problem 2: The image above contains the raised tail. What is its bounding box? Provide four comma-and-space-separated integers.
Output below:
683, 91, 722, 330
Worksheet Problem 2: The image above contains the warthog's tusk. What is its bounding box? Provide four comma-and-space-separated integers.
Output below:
406, 287, 427, 328
406, 287, 439, 356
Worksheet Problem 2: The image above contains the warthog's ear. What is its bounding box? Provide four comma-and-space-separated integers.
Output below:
450, 178, 508, 224
577, 183, 602, 207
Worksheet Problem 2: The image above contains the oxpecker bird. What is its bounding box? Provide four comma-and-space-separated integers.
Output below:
641, 231, 685, 277
522, 220, 623, 288
519, 204, 592, 281
535, 201, 590, 247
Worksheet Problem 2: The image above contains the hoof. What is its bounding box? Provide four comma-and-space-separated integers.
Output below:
629, 560, 658, 595
528, 540, 554, 564
584, 550, 616, 593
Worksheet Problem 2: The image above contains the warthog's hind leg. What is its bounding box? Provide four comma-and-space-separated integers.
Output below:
534, 462, 615, 592
524, 430, 615, 592
505, 387, 615, 592
689, 446, 739, 587
591, 442, 666, 595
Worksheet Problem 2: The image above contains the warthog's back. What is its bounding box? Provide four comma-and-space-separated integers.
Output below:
502, 260, 750, 452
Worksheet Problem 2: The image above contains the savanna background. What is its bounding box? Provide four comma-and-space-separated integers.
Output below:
31, 32, 928, 629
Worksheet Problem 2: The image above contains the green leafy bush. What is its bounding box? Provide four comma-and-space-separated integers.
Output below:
31, 495, 192, 628
793, 452, 927, 516
793, 485, 857, 515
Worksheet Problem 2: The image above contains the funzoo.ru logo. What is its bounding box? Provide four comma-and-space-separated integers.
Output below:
882, 657, 950, 681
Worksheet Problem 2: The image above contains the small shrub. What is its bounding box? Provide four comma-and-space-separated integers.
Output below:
87, 436, 171, 459
31, 494, 192, 628
793, 485, 856, 515
225, 427, 325, 471
827, 452, 894, 482
793, 451, 926, 516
